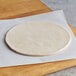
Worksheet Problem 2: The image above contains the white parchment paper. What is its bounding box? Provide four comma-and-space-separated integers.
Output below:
0, 10, 76, 67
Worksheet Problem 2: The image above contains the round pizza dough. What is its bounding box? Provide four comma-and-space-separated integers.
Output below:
5, 22, 71, 56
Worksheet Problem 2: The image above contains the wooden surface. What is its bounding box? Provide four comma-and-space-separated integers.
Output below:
0, 0, 51, 19
0, 59, 76, 76
0, 0, 76, 76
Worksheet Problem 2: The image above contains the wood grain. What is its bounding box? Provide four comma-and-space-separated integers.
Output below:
0, 0, 51, 19
0, 0, 76, 76
0, 59, 76, 76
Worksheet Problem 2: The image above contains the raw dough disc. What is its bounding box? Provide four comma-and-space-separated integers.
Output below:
5, 22, 71, 56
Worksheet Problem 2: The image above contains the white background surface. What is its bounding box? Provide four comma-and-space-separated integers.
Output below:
41, 0, 76, 76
